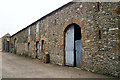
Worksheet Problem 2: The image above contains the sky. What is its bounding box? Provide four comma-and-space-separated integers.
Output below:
0, 0, 71, 38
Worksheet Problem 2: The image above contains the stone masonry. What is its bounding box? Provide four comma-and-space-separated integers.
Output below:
2, 33, 10, 52
9, 2, 120, 77
0, 38, 2, 51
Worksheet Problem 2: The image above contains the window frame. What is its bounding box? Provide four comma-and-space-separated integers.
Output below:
28, 27, 31, 36
97, 2, 100, 11
41, 40, 44, 51
99, 30, 102, 39
28, 42, 30, 50
36, 23, 39, 33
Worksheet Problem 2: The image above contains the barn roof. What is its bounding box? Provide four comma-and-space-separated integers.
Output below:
11, 2, 73, 37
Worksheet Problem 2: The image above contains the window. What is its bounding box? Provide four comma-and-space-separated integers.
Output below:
36, 23, 39, 33
28, 27, 31, 36
28, 43, 30, 50
54, 19, 57, 25
99, 30, 101, 39
97, 2, 100, 11
41, 40, 44, 51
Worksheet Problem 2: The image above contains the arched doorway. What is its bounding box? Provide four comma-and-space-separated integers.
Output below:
36, 41, 39, 58
64, 23, 82, 67
14, 38, 17, 53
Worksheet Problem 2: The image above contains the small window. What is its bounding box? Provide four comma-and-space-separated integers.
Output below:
36, 23, 39, 33
41, 40, 44, 51
28, 43, 30, 50
28, 27, 31, 36
97, 2, 100, 11
99, 30, 101, 39
54, 19, 57, 25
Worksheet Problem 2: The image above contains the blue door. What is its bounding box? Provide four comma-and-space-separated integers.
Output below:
6, 44, 8, 52
3, 43, 5, 50
11, 44, 13, 53
75, 40, 82, 67
14, 39, 17, 53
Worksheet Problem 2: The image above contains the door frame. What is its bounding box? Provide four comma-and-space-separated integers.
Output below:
7, 41, 9, 52
14, 38, 17, 53
63, 23, 82, 67
36, 41, 39, 58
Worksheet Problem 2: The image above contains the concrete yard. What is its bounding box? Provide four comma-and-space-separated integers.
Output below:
1, 52, 114, 78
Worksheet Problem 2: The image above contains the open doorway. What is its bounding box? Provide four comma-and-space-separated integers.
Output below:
36, 42, 39, 58
14, 38, 17, 54
64, 23, 82, 67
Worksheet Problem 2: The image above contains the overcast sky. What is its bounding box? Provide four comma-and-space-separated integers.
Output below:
0, 0, 71, 38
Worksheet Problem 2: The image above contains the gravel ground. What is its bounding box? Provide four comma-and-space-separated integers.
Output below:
1, 52, 113, 78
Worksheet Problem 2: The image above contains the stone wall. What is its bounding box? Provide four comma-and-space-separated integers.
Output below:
10, 2, 120, 77
2, 33, 10, 52
0, 38, 2, 51
10, 28, 28, 54
82, 2, 120, 77
94, 2, 119, 76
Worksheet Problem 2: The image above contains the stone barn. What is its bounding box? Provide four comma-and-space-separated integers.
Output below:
2, 33, 11, 52
10, 2, 120, 77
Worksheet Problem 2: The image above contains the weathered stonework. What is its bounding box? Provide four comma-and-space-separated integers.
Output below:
9, 2, 119, 77
2, 33, 10, 52
0, 38, 2, 51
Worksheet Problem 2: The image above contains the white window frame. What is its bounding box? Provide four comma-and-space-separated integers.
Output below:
28, 27, 31, 36
36, 22, 39, 33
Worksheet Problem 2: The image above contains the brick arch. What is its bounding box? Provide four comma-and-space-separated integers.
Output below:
61, 18, 85, 67
62, 18, 81, 33
13, 36, 17, 41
